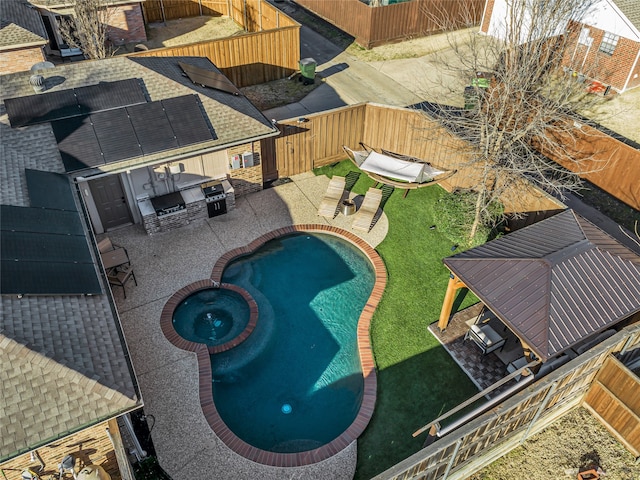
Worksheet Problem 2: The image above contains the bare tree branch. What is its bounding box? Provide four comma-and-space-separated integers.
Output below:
58, 0, 118, 59
416, 0, 611, 242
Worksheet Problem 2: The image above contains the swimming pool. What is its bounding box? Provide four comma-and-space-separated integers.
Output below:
161, 225, 386, 466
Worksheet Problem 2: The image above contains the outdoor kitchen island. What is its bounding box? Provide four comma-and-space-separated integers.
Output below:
138, 180, 234, 235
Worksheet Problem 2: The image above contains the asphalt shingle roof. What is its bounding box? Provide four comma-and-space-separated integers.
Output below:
0, 0, 47, 49
444, 210, 640, 362
613, 0, 640, 32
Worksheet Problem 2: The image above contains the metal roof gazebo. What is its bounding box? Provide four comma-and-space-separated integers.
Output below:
438, 209, 640, 363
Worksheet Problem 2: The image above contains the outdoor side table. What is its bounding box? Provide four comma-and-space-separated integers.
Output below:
341, 199, 356, 216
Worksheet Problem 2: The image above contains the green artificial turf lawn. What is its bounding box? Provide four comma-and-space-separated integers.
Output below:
314, 161, 480, 479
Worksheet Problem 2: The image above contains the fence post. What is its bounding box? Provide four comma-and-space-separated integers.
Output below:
259, 0, 262, 31
519, 382, 558, 445
442, 438, 463, 480
276, 11, 280, 28
243, 0, 248, 30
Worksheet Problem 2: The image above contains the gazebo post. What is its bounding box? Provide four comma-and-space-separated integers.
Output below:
520, 341, 536, 375
438, 273, 466, 331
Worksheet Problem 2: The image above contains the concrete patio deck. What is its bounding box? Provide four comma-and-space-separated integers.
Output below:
103, 172, 388, 480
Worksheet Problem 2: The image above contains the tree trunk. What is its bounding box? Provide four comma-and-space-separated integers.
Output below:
469, 189, 484, 243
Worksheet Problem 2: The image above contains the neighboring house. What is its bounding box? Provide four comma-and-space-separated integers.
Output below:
480, 0, 640, 93
0, 0, 48, 73
0, 55, 278, 476
29, 0, 147, 59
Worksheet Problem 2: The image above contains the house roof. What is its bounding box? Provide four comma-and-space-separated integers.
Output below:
444, 209, 640, 362
0, 0, 47, 50
612, 0, 640, 32
0, 56, 278, 175
0, 56, 278, 460
0, 165, 140, 460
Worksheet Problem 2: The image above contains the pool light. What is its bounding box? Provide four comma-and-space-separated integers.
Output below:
281, 403, 292, 414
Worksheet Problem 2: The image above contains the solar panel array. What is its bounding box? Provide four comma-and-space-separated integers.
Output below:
4, 78, 146, 127
52, 94, 214, 172
178, 61, 241, 96
0, 170, 102, 295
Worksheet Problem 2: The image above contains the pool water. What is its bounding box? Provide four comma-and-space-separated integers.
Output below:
172, 289, 250, 347
213, 233, 375, 453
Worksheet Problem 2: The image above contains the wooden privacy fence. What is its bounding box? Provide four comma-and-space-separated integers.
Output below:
134, 0, 300, 87
370, 321, 640, 480
295, 0, 484, 48
142, 0, 298, 29
537, 122, 640, 211
265, 103, 564, 215
584, 355, 640, 458
142, 0, 229, 22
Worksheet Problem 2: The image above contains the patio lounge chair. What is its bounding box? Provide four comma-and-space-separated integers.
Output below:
317, 175, 346, 218
352, 187, 383, 233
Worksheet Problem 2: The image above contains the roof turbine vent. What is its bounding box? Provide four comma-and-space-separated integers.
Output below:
29, 74, 45, 93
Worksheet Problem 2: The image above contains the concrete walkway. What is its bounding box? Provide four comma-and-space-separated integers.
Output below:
107, 173, 388, 480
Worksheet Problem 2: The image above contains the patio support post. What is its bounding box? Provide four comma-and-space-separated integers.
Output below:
438, 274, 466, 331
521, 340, 536, 368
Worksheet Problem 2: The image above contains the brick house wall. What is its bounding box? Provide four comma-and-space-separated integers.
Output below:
628, 50, 640, 91
563, 20, 640, 92
479, 0, 494, 35
0, 46, 45, 74
106, 3, 147, 45
227, 141, 264, 196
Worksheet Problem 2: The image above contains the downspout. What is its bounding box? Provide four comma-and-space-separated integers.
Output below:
159, 0, 166, 24
121, 415, 147, 461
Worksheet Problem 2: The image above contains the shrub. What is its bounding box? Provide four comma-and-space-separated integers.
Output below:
433, 190, 503, 248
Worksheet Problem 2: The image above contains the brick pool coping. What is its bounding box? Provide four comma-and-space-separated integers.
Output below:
160, 283, 258, 355
160, 225, 386, 467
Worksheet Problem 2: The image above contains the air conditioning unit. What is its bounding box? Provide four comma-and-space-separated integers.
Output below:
230, 154, 241, 170
241, 152, 254, 168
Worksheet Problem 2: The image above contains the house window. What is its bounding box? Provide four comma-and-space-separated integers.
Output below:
578, 27, 592, 47
599, 32, 619, 55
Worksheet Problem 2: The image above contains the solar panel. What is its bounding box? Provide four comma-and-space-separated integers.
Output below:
1, 259, 102, 295
178, 61, 241, 96
76, 78, 147, 114
50, 95, 214, 170
127, 101, 178, 154
52, 116, 105, 172
25, 169, 79, 211
4, 79, 147, 128
0, 169, 101, 296
92, 109, 142, 162
162, 95, 214, 146
0, 205, 83, 235
5, 90, 79, 127
2, 230, 92, 263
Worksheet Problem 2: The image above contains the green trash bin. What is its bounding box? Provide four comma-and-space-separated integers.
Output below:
299, 58, 317, 85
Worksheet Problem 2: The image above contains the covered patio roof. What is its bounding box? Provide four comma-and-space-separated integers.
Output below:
442, 210, 640, 362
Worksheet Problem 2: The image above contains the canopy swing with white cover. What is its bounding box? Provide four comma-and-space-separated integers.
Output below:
343, 143, 456, 196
